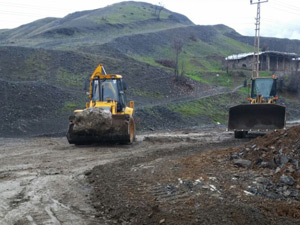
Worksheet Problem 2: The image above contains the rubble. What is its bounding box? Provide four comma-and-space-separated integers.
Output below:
233, 158, 252, 168
230, 125, 300, 201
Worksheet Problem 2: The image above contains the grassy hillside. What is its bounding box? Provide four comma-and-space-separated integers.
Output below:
91, 24, 253, 86
0, 1, 298, 136
225, 29, 300, 54
0, 1, 193, 49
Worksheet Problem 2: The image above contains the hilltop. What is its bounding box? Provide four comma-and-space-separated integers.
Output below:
0, 1, 299, 136
0, 1, 192, 49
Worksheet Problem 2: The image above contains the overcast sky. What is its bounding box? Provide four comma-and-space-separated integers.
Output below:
0, 0, 300, 40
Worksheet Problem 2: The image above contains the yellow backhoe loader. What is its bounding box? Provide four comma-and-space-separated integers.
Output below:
67, 64, 135, 144
228, 76, 286, 138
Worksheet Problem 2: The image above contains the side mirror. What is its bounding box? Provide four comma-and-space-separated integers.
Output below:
83, 80, 89, 91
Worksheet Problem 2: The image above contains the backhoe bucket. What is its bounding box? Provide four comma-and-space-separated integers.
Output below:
228, 104, 286, 131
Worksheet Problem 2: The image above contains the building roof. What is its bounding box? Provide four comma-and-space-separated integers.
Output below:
225, 51, 299, 61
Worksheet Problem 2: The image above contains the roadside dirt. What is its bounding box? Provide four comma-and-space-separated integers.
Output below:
88, 126, 300, 225
0, 126, 299, 225
0, 128, 237, 224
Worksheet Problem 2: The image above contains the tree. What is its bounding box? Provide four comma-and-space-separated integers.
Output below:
154, 2, 164, 20
172, 39, 184, 79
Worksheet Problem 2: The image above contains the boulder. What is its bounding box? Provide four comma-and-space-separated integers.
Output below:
233, 159, 252, 168
280, 174, 295, 186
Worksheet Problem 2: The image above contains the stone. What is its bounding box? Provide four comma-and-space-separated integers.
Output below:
256, 158, 263, 164
255, 177, 270, 184
292, 160, 299, 169
230, 154, 239, 160
159, 219, 166, 224
73, 107, 112, 133
233, 159, 252, 168
280, 174, 295, 186
283, 190, 291, 197
279, 155, 289, 166
275, 167, 281, 174
290, 190, 299, 198
260, 161, 269, 168
266, 160, 276, 169
286, 165, 295, 173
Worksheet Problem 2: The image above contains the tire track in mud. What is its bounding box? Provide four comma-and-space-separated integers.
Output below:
0, 129, 244, 225
87, 131, 247, 224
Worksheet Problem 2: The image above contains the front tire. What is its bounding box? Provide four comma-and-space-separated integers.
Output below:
234, 131, 247, 138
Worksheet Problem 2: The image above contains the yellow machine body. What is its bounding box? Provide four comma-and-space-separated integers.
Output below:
67, 64, 135, 144
228, 77, 286, 138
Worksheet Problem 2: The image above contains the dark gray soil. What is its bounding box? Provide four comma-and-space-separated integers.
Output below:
87, 126, 300, 225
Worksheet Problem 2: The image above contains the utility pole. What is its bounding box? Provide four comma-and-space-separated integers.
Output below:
251, 0, 268, 78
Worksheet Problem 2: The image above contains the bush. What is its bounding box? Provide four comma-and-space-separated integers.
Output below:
155, 59, 176, 68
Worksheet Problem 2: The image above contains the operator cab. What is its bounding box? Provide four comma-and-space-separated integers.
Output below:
91, 77, 127, 112
251, 77, 277, 101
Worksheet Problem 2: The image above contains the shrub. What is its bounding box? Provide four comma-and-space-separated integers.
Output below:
155, 59, 176, 68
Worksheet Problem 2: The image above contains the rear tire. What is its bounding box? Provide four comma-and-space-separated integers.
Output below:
234, 131, 247, 138
127, 117, 136, 144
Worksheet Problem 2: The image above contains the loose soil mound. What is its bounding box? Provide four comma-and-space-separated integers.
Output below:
87, 127, 300, 225
229, 126, 300, 200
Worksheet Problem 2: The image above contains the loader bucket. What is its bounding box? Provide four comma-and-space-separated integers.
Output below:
67, 112, 135, 145
228, 104, 286, 131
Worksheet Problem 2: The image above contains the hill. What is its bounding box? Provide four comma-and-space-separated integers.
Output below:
0, 1, 299, 137
0, 1, 193, 49
225, 29, 300, 54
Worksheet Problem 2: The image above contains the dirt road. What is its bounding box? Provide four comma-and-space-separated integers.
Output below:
0, 128, 238, 225
1, 127, 299, 225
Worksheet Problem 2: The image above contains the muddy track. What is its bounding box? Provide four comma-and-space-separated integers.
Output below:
0, 128, 243, 225
1, 127, 299, 225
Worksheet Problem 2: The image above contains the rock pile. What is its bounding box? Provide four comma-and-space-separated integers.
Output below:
230, 125, 300, 200
72, 107, 112, 133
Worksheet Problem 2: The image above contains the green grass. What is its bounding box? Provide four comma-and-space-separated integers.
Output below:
259, 71, 274, 77
57, 67, 87, 87
187, 72, 236, 88
216, 36, 253, 55
91, 3, 170, 25
186, 74, 210, 84
131, 56, 160, 67
131, 33, 254, 81
238, 87, 250, 94
168, 92, 247, 124
168, 95, 227, 124
61, 101, 79, 111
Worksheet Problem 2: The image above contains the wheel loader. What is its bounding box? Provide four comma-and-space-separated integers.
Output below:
67, 64, 135, 145
228, 76, 286, 138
